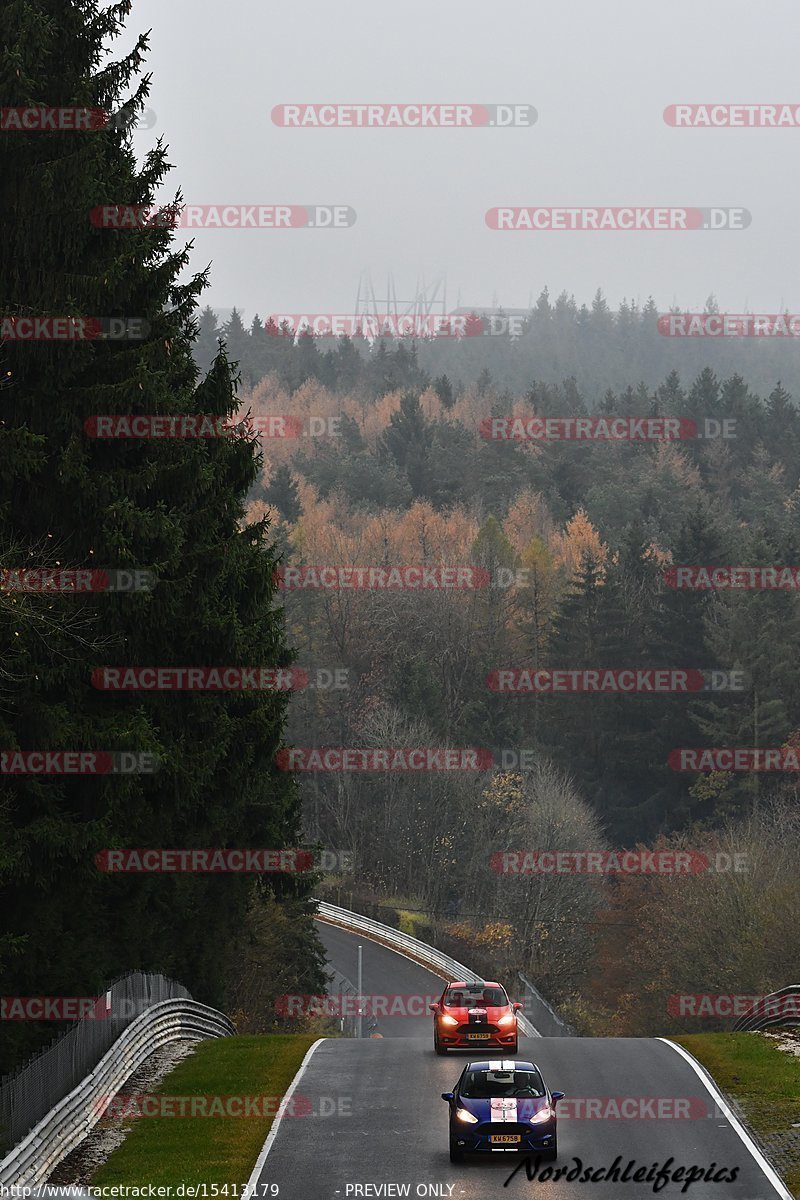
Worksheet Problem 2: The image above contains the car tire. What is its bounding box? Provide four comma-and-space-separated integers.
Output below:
509, 1040, 518, 1054
434, 1033, 447, 1056
449, 1140, 465, 1163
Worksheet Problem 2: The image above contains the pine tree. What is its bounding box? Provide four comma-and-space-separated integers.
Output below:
248, 313, 270, 383
690, 525, 800, 820
541, 551, 606, 793
0, 0, 323, 1070
476, 367, 493, 397
264, 463, 302, 524
286, 329, 321, 390
330, 335, 364, 393
467, 517, 522, 747
380, 392, 435, 498
221, 306, 251, 380
593, 527, 676, 839
194, 305, 222, 374
765, 382, 800, 490
434, 373, 455, 410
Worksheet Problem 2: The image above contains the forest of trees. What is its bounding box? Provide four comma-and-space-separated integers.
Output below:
230, 336, 800, 1033
195, 293, 800, 402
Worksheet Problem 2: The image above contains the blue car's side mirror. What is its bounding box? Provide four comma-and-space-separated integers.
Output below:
441, 1091, 455, 1102
551, 1090, 565, 1102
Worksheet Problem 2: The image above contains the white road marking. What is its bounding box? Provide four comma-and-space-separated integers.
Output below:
244, 1037, 326, 1190
657, 1037, 792, 1200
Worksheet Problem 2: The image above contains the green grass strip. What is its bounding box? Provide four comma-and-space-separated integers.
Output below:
673, 1032, 800, 1197
90, 1034, 319, 1187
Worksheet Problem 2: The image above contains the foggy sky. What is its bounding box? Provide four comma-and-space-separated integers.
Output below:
118, 0, 800, 323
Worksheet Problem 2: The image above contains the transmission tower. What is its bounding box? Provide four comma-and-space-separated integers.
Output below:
354, 271, 448, 335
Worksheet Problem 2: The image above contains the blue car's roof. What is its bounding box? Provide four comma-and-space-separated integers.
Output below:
464, 1060, 537, 1072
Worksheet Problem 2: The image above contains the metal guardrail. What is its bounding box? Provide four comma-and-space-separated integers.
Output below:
733, 986, 800, 1032
314, 899, 541, 1037
518, 972, 574, 1038
0, 998, 234, 1188
0, 970, 192, 1151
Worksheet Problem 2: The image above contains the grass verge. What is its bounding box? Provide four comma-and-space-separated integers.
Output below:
672, 1032, 800, 1197
90, 1034, 319, 1187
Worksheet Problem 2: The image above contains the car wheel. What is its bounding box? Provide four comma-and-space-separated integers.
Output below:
509, 1040, 518, 1054
434, 1033, 447, 1056
449, 1139, 465, 1163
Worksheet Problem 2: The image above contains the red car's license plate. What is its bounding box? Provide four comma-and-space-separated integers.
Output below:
467, 1033, 491, 1039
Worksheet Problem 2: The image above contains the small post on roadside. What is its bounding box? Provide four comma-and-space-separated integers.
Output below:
357, 943, 363, 1039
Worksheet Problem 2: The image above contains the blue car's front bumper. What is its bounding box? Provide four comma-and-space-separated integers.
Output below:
450, 1121, 556, 1153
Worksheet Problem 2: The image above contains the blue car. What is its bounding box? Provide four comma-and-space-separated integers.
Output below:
441, 1059, 565, 1163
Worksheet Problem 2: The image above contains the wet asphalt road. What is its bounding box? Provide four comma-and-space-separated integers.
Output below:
251, 920, 788, 1200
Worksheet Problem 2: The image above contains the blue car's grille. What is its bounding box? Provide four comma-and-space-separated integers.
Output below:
474, 1122, 549, 1136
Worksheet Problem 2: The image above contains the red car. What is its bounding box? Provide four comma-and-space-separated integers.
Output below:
430, 981, 522, 1055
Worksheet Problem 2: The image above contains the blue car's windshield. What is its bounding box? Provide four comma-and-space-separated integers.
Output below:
461, 1069, 545, 1098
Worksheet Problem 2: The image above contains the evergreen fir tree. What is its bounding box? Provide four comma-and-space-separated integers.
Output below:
194, 305, 222, 375
264, 463, 302, 524
0, 0, 324, 1070
434, 373, 455, 410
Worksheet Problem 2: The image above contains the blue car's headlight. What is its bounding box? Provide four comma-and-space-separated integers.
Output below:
456, 1107, 479, 1124
529, 1105, 553, 1124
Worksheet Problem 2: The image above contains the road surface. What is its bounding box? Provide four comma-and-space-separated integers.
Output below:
250, 920, 787, 1200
